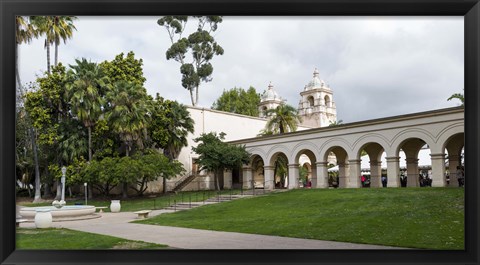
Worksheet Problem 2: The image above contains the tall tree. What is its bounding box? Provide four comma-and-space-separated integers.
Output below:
106, 81, 150, 198
211, 86, 261, 117
147, 95, 195, 193
157, 16, 224, 106
16, 16, 42, 202
30, 16, 77, 73
66, 58, 109, 162
51, 16, 77, 66
264, 104, 302, 134
192, 132, 250, 191
100, 51, 146, 86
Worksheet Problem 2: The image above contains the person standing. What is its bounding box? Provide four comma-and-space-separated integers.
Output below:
456, 166, 464, 187
381, 175, 387, 187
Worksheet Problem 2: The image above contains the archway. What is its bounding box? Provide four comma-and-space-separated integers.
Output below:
443, 133, 464, 187
324, 95, 331, 107
397, 138, 431, 187
251, 155, 265, 189
307, 96, 314, 107
269, 152, 289, 190
357, 142, 386, 188
295, 149, 317, 188
323, 146, 349, 188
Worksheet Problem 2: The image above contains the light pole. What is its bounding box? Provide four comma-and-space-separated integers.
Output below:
84, 183, 88, 205
60, 166, 66, 205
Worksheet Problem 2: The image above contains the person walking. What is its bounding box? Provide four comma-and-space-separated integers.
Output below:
456, 166, 465, 187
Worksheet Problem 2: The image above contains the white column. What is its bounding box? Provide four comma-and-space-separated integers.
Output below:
448, 154, 460, 187
406, 158, 419, 187
264, 166, 275, 191
348, 159, 361, 188
431, 153, 446, 187
288, 164, 300, 189
316, 162, 329, 188
386, 156, 400, 187
242, 166, 253, 189
338, 162, 348, 188
310, 163, 317, 188
370, 161, 382, 188
223, 170, 232, 189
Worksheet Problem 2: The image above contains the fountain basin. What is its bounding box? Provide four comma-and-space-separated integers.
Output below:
20, 205, 96, 220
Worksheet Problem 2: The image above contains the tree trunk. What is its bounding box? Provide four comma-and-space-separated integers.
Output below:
55, 180, 61, 200
88, 126, 92, 161
195, 85, 199, 107
122, 182, 128, 199
46, 41, 51, 74
54, 41, 58, 66
88, 186, 93, 199
31, 128, 42, 203
189, 88, 195, 106
214, 170, 220, 191
163, 177, 167, 194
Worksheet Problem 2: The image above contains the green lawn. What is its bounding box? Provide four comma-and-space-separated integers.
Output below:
136, 188, 464, 250
18, 189, 239, 212
16, 228, 168, 249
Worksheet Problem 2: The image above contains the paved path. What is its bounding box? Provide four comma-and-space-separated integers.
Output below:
20, 209, 403, 249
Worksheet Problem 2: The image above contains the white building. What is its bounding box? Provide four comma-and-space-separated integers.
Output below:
145, 69, 329, 193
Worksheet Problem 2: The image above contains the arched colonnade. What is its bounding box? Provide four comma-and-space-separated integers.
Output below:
227, 107, 464, 190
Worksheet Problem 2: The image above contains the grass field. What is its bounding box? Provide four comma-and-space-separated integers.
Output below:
136, 188, 464, 250
16, 228, 168, 249
18, 189, 238, 212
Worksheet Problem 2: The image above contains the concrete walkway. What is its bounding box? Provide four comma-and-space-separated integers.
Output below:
20, 209, 403, 249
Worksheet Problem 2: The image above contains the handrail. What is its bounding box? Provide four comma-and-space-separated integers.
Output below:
174, 171, 195, 187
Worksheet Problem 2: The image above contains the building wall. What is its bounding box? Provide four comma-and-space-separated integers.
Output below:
144, 106, 312, 193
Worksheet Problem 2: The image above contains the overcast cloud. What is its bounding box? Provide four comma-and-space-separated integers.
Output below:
19, 16, 464, 123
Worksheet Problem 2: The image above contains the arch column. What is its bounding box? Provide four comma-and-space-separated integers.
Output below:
406, 158, 419, 187
288, 164, 300, 189
316, 162, 329, 188
223, 169, 232, 189
386, 156, 400, 187
370, 161, 382, 188
348, 159, 361, 188
448, 154, 460, 187
242, 166, 253, 189
264, 166, 275, 191
338, 162, 348, 188
431, 153, 446, 187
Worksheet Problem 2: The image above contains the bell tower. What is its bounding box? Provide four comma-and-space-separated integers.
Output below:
258, 82, 283, 118
297, 68, 337, 127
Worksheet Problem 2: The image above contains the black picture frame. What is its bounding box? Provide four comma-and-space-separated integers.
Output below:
1, 0, 478, 264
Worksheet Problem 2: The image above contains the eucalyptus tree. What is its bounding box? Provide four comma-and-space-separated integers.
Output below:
157, 16, 224, 106
66, 58, 109, 162
264, 104, 302, 134
107, 81, 150, 198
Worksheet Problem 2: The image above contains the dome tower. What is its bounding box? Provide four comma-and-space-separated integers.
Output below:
258, 82, 283, 118
297, 68, 337, 127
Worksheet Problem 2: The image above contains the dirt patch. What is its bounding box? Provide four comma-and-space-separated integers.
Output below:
112, 241, 151, 249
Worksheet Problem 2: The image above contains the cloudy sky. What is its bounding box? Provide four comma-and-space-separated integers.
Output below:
19, 16, 464, 123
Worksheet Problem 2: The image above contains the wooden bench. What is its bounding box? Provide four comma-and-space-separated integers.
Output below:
16, 219, 28, 227
134, 210, 152, 219
95, 207, 108, 213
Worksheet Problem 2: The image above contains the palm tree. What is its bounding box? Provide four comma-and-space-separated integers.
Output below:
30, 16, 54, 74
328, 119, 344, 127
51, 16, 77, 66
30, 16, 76, 74
107, 81, 150, 198
448, 91, 464, 106
161, 101, 194, 193
66, 58, 108, 162
264, 104, 302, 134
